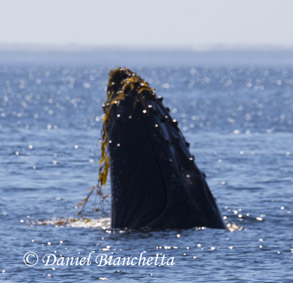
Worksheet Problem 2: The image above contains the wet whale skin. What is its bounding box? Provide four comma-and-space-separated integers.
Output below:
105, 68, 225, 229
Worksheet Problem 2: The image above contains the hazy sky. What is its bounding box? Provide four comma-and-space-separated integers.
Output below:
1, 0, 293, 49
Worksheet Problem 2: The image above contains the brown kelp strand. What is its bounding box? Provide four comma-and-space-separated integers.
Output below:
78, 68, 155, 213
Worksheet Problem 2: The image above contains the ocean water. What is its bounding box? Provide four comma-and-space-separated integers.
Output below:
0, 50, 292, 282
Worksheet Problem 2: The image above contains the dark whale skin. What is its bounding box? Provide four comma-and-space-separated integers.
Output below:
104, 68, 226, 229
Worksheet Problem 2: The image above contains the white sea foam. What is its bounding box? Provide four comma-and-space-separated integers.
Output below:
31, 217, 111, 229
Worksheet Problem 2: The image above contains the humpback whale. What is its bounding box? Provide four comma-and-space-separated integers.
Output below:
97, 68, 225, 229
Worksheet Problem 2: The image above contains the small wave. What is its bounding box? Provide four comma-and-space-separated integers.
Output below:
226, 222, 243, 232
31, 217, 111, 229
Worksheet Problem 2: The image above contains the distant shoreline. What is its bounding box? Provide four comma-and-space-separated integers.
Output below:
1, 47, 293, 67
0, 42, 293, 52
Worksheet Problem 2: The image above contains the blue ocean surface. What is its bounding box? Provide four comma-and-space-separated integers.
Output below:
0, 49, 292, 282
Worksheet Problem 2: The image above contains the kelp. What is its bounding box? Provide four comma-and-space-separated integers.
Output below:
78, 68, 155, 214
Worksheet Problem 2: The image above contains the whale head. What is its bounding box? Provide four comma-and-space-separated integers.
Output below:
99, 67, 225, 229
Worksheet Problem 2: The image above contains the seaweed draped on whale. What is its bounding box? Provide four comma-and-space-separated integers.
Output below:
91, 67, 225, 229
